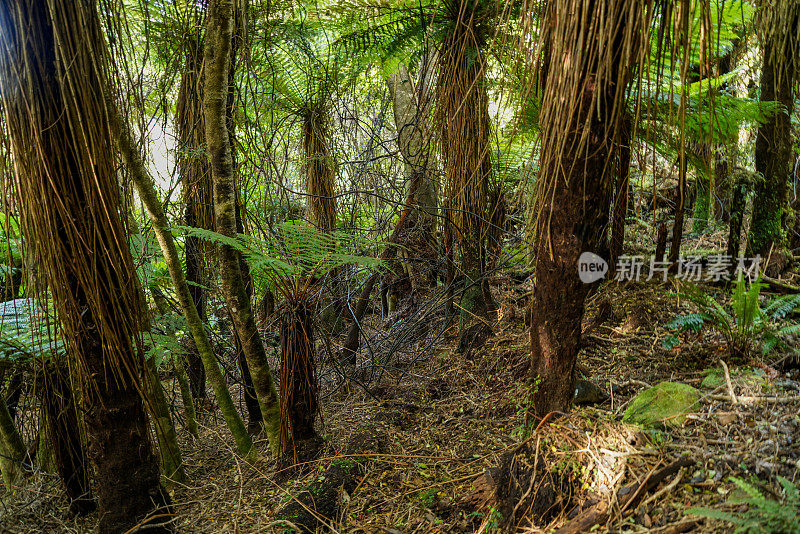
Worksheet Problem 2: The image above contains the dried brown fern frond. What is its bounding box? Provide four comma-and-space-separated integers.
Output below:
437, 0, 495, 276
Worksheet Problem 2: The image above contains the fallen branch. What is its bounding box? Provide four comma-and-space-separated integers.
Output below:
720, 360, 738, 405
762, 275, 800, 294
710, 394, 800, 404
555, 458, 693, 534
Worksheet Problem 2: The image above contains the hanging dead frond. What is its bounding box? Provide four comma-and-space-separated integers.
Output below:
0, 0, 147, 400
524, 0, 705, 257
437, 0, 495, 275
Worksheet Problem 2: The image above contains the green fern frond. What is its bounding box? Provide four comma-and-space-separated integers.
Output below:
667, 312, 710, 333
687, 476, 800, 534
763, 293, 800, 320
175, 222, 383, 297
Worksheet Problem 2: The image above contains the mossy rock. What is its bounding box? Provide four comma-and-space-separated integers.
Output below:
623, 382, 701, 428
700, 369, 726, 389
700, 368, 766, 390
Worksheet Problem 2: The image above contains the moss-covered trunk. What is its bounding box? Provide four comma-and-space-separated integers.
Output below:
205, 0, 281, 455
144, 358, 186, 486
112, 89, 254, 458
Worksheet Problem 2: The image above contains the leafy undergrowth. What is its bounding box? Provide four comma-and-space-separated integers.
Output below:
2, 269, 800, 533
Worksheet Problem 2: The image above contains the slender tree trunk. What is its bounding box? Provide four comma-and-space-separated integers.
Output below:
205, 0, 281, 455
0, 381, 25, 486
234, 203, 263, 433
0, 2, 173, 530
341, 272, 380, 365
387, 60, 438, 289
172, 354, 199, 438
38, 363, 94, 515
713, 44, 737, 222
714, 149, 731, 222
727, 172, 750, 261
748, 5, 799, 271
610, 118, 632, 267
144, 358, 186, 486
184, 217, 208, 400
111, 95, 254, 458
669, 133, 688, 265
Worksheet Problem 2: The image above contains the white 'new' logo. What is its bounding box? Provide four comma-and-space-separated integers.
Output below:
578, 252, 608, 283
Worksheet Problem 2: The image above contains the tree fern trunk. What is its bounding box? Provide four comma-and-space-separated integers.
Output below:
178, 33, 212, 402
279, 303, 320, 464
437, 3, 493, 346
0, 1, 173, 530
529, 0, 645, 417
748, 4, 799, 273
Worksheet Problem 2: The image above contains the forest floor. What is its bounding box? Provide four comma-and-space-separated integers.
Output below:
2, 231, 800, 533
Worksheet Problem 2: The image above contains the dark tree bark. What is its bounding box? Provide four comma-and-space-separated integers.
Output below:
184, 202, 208, 400
748, 7, 799, 271
529, 0, 646, 417
177, 33, 211, 402
38, 363, 95, 516
610, 117, 632, 267
727, 172, 750, 261
668, 154, 687, 266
